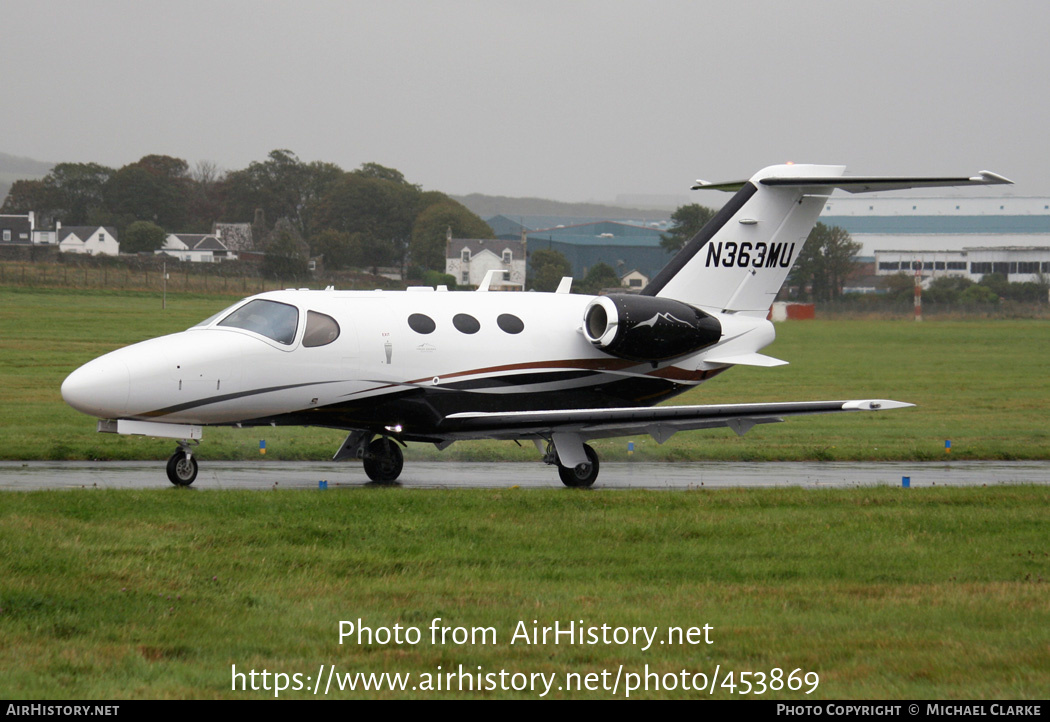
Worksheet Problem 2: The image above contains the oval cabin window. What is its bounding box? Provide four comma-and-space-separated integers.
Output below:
496, 314, 525, 334
453, 313, 481, 334
408, 313, 436, 334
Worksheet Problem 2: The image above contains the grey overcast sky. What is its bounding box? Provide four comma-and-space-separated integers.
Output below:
3, 0, 1047, 202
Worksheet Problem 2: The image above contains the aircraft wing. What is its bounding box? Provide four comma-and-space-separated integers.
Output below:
442, 399, 913, 445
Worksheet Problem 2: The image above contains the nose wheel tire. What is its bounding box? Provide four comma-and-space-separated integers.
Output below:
363, 437, 404, 483
558, 443, 599, 488
166, 451, 198, 486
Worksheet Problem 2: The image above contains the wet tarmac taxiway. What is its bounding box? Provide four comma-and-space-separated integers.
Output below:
2, 459, 1049, 490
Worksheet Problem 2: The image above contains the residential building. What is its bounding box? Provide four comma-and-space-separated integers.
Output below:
0, 213, 33, 245
58, 226, 119, 255
158, 233, 236, 262
620, 269, 649, 290
446, 237, 526, 289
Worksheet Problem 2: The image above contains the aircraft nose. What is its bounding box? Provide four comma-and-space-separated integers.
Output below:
61, 357, 131, 418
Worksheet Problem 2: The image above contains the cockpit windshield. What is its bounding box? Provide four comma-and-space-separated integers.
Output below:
191, 307, 231, 329
216, 299, 299, 345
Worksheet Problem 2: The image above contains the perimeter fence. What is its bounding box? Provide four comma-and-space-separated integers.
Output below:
0, 260, 402, 296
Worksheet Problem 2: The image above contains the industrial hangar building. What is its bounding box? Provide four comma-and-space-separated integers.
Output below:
481, 193, 1050, 290
488, 215, 670, 283
820, 195, 1050, 283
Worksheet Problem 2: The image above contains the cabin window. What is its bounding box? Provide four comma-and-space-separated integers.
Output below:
496, 313, 524, 334
408, 313, 436, 334
453, 313, 480, 334
218, 299, 299, 345
303, 311, 340, 347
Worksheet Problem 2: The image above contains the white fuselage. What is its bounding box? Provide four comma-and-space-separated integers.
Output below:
61, 287, 775, 439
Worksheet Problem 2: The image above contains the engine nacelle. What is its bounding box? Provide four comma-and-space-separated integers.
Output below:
582, 294, 722, 362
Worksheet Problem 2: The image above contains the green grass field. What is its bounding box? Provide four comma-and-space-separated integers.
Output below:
2, 286, 1048, 700
1, 486, 1047, 699
1, 285, 1047, 462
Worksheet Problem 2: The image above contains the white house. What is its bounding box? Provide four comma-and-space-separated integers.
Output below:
620, 269, 648, 290
58, 226, 119, 256
158, 233, 236, 263
446, 237, 526, 289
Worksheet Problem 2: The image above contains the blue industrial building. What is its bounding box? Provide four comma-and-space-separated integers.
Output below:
488, 214, 672, 281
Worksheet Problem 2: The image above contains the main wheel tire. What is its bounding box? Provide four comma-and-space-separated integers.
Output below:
558, 443, 599, 488
166, 451, 198, 487
363, 437, 404, 483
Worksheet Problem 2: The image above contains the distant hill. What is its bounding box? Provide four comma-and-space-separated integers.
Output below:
452, 193, 675, 223
0, 152, 54, 206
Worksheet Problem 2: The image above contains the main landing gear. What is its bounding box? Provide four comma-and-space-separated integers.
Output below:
544, 441, 600, 488
362, 437, 404, 483
166, 441, 198, 486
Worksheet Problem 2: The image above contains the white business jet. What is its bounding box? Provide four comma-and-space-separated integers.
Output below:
61, 163, 1011, 486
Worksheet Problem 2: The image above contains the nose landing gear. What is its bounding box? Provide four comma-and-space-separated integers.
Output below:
166, 441, 199, 486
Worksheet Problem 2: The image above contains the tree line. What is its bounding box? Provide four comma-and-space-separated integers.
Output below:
0, 150, 494, 279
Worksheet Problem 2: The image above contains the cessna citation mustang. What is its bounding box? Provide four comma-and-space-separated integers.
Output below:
61, 164, 1011, 487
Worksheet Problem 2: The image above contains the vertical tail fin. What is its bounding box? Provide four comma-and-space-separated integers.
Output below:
643, 164, 1012, 317
643, 164, 844, 317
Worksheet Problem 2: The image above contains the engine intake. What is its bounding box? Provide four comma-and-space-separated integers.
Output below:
583, 294, 721, 362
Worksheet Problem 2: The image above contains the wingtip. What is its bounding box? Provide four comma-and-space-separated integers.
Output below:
975, 170, 1014, 185
842, 399, 915, 411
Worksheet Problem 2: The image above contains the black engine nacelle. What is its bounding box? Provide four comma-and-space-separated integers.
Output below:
583, 294, 722, 362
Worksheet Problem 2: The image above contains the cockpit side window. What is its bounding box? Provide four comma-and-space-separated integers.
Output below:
217, 299, 299, 345
303, 311, 340, 347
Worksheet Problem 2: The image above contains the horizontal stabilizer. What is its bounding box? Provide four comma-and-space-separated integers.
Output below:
694, 171, 1012, 194
761, 171, 1013, 193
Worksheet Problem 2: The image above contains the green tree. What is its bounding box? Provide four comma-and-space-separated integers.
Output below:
880, 272, 916, 301
529, 248, 573, 292
959, 283, 1000, 304
262, 218, 310, 281
103, 158, 189, 234
788, 223, 861, 301
222, 150, 342, 236
409, 199, 494, 272
660, 203, 716, 254
924, 276, 975, 304
353, 162, 416, 187
42, 162, 114, 225
0, 179, 56, 222
310, 229, 365, 270
977, 272, 1010, 298
122, 220, 167, 254
578, 262, 622, 294
185, 160, 226, 233
311, 172, 420, 269
421, 270, 457, 289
